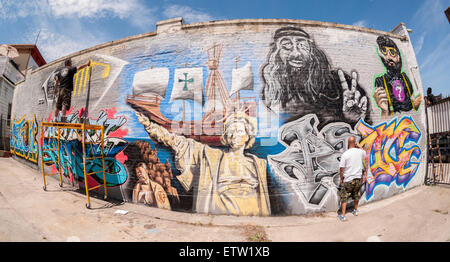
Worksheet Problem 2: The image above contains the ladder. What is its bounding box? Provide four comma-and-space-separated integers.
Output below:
40, 122, 107, 208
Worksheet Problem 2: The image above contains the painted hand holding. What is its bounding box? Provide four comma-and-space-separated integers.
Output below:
373, 86, 389, 116
339, 70, 368, 122
413, 93, 422, 109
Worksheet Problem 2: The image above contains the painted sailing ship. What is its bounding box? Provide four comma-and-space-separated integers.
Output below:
126, 43, 257, 146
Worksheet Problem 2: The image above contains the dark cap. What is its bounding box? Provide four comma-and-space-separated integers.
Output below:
376, 35, 398, 50
64, 58, 72, 66
274, 27, 310, 40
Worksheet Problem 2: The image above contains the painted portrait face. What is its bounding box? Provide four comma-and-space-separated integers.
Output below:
379, 45, 400, 69
136, 165, 150, 184
164, 177, 171, 187
277, 35, 311, 68
225, 122, 250, 150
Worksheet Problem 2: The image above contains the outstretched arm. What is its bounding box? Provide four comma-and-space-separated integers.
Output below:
136, 112, 193, 153
137, 112, 204, 192
137, 113, 175, 147
53, 76, 59, 96
77, 59, 91, 71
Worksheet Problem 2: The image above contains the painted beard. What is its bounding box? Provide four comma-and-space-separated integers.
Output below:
382, 56, 402, 74
278, 62, 313, 107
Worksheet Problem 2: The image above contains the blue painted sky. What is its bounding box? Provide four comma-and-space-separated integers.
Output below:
0, 0, 448, 96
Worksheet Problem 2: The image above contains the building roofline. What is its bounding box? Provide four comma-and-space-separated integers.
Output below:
28, 18, 408, 76
10, 44, 47, 66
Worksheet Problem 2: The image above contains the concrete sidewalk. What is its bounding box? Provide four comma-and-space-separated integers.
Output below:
0, 157, 449, 242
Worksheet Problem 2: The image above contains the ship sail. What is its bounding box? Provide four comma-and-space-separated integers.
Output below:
230, 62, 254, 96
170, 68, 204, 105
132, 67, 169, 98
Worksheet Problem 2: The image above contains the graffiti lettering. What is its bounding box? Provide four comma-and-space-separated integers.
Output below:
356, 116, 422, 199
73, 61, 110, 97
43, 109, 128, 186
268, 114, 355, 214
10, 115, 38, 163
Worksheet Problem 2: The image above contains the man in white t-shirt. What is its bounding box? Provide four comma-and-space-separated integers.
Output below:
338, 136, 366, 221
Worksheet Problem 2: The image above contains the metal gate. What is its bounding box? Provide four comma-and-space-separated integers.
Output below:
425, 96, 450, 185
0, 114, 10, 151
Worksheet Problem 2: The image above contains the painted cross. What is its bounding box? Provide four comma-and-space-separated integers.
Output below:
178, 73, 194, 91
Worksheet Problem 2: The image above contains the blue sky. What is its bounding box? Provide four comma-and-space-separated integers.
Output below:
0, 0, 449, 96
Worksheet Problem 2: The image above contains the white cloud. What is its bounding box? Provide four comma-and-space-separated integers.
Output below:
421, 34, 450, 70
33, 27, 102, 62
414, 32, 426, 54
0, 0, 50, 20
412, 0, 447, 29
1, 1, 217, 62
0, 0, 157, 30
411, 0, 449, 96
0, 0, 158, 62
48, 0, 142, 19
419, 34, 450, 96
163, 5, 216, 23
352, 20, 368, 28
47, 0, 158, 30
19, 13, 107, 62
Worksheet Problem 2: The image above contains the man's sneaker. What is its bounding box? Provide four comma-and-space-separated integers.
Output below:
338, 214, 347, 222
352, 210, 359, 216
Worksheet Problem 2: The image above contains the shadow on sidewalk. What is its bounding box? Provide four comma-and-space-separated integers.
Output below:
42, 182, 126, 210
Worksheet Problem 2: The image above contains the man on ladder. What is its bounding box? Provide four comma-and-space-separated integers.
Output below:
53, 58, 91, 122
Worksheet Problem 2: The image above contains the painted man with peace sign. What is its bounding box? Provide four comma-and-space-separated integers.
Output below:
261, 26, 371, 129
339, 70, 368, 123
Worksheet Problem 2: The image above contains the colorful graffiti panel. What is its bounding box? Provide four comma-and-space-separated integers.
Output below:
42, 108, 129, 188
10, 115, 39, 163
356, 116, 422, 199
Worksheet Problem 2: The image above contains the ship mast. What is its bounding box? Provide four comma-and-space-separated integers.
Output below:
182, 62, 188, 123
233, 56, 240, 102
204, 43, 231, 118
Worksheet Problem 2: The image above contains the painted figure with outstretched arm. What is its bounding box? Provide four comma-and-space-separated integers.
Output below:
136, 112, 271, 216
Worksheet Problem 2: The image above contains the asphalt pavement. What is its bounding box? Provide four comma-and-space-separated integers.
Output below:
1, 157, 449, 242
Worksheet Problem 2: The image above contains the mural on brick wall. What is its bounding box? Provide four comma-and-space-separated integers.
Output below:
268, 114, 357, 214
10, 115, 39, 163
41, 55, 127, 111
10, 20, 426, 216
373, 36, 422, 117
42, 108, 129, 188
135, 112, 270, 216
356, 116, 422, 200
123, 41, 271, 215
123, 140, 180, 210
261, 26, 370, 129
259, 26, 375, 214
119, 26, 424, 216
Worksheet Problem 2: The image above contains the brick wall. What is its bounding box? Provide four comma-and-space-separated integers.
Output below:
11, 18, 427, 215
